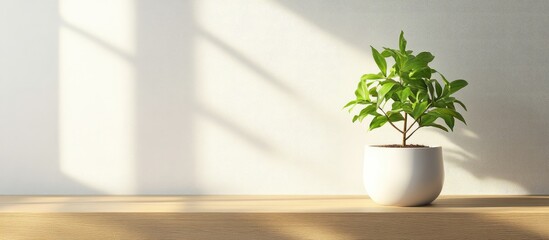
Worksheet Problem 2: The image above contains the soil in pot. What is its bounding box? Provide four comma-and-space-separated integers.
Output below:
373, 144, 428, 148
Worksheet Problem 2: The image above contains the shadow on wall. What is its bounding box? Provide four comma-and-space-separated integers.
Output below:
445, 76, 549, 194
1, 0, 302, 194
0, 0, 203, 194
0, 0, 101, 194
133, 0, 199, 194
437, 0, 549, 194
2, 0, 549, 194
275, 0, 549, 194
131, 0, 289, 193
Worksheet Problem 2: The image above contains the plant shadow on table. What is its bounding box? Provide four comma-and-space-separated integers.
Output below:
8, 212, 547, 240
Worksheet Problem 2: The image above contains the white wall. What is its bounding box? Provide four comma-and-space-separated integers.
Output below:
0, 0, 548, 195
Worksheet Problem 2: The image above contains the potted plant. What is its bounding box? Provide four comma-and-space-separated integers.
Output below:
344, 31, 468, 206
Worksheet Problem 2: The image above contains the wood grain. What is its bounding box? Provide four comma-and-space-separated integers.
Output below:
0, 196, 548, 239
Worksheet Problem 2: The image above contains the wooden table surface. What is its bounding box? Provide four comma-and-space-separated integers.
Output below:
0, 195, 548, 239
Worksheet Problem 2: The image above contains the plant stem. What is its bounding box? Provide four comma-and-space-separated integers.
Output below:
407, 103, 432, 131
408, 120, 418, 132
402, 113, 408, 146
406, 126, 422, 140
378, 107, 403, 134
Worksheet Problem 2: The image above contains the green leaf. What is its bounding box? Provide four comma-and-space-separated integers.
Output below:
402, 103, 413, 113
449, 79, 468, 95
414, 88, 429, 103
444, 115, 455, 130
391, 101, 403, 111
434, 80, 442, 98
437, 74, 449, 98
354, 81, 370, 101
388, 67, 396, 78
438, 72, 450, 86
381, 48, 398, 58
380, 78, 399, 85
357, 105, 378, 121
420, 114, 437, 126
426, 79, 435, 100
424, 123, 449, 132
397, 88, 413, 102
369, 115, 388, 131
399, 31, 407, 53
387, 112, 404, 122
411, 101, 429, 118
368, 87, 378, 97
455, 100, 468, 111
402, 52, 434, 72
352, 115, 359, 123
343, 100, 357, 110
382, 47, 407, 71
433, 100, 446, 108
377, 82, 397, 106
415, 52, 435, 63
394, 101, 413, 113
381, 49, 393, 58
438, 73, 449, 85
410, 67, 432, 79
443, 97, 456, 104
371, 46, 387, 77
361, 73, 384, 80
430, 108, 466, 125
407, 78, 427, 91
428, 111, 455, 131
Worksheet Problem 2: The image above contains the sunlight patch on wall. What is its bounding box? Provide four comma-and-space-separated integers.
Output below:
193, 36, 345, 193
59, 0, 136, 194
60, 0, 135, 54
193, 108, 331, 194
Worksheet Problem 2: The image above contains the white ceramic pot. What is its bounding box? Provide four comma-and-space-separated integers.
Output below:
363, 145, 444, 206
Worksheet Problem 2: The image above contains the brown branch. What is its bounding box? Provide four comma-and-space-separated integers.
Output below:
407, 103, 432, 131
378, 107, 404, 134
402, 113, 408, 146
408, 119, 418, 131
406, 126, 422, 140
